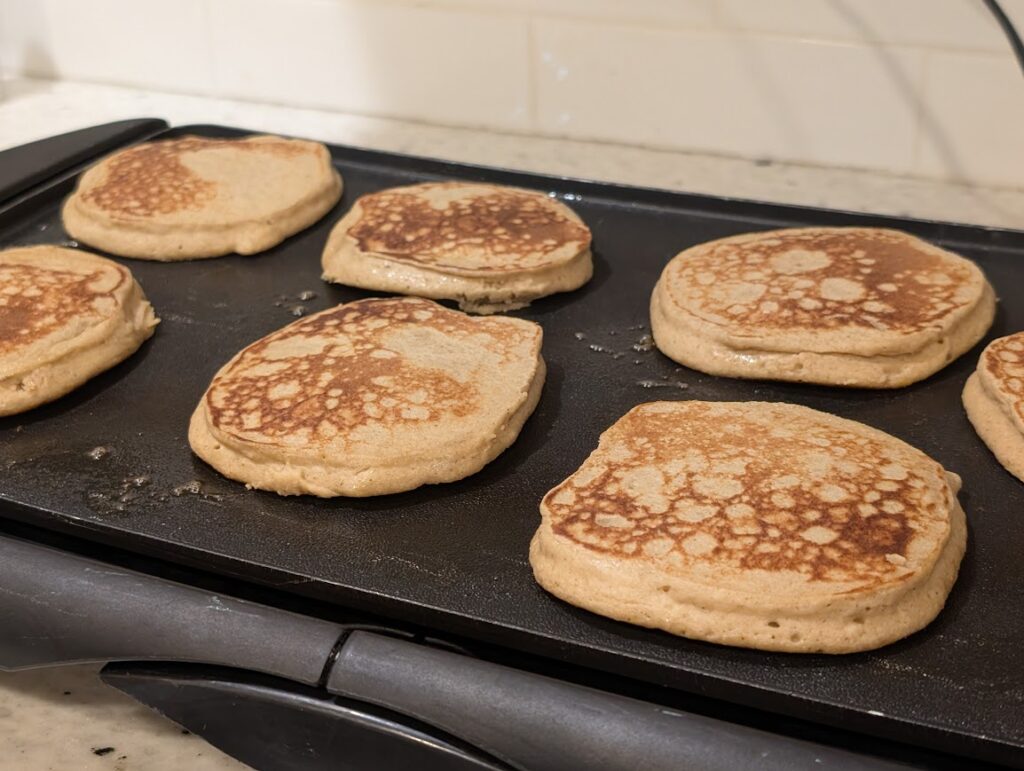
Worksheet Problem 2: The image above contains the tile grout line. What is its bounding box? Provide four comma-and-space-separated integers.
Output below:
909, 48, 931, 179
526, 16, 538, 131
334, 0, 1015, 56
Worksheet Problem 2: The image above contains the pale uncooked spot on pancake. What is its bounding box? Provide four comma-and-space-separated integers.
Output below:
530, 401, 966, 653
321, 182, 592, 313
651, 227, 995, 388
0, 245, 158, 416
189, 297, 544, 497
770, 248, 832, 274
963, 332, 1024, 483
63, 135, 343, 261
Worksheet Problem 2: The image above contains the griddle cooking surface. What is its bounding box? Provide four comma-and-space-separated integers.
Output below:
2, 125, 1023, 765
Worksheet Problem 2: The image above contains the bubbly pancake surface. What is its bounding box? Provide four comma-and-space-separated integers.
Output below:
321, 182, 593, 313
190, 296, 544, 497
0, 259, 125, 352
663, 228, 980, 342
978, 332, 1024, 430
532, 401, 965, 653
63, 134, 342, 260
345, 182, 590, 274
962, 332, 1024, 482
0, 245, 158, 415
79, 136, 223, 218
651, 227, 994, 387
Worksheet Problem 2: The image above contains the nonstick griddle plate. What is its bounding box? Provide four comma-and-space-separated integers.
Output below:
1, 125, 1023, 765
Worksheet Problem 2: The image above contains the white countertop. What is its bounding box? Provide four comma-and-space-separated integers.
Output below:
2, 78, 1022, 230
0, 76, 1021, 771
0, 665, 246, 770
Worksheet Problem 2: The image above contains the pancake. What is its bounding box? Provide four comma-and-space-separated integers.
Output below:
651, 227, 995, 388
63, 135, 342, 261
0, 245, 158, 416
189, 296, 544, 497
963, 331, 1024, 482
321, 182, 592, 313
531, 401, 965, 653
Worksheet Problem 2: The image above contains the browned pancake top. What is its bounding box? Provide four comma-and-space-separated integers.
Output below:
347, 182, 591, 272
80, 136, 313, 218
0, 258, 126, 355
981, 332, 1024, 422
664, 228, 982, 335
205, 297, 537, 447
543, 401, 951, 586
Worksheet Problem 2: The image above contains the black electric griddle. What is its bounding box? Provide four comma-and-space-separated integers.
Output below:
1, 120, 1023, 769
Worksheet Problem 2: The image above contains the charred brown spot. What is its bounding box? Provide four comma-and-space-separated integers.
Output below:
981, 332, 1024, 422
81, 136, 312, 218
666, 229, 981, 335
0, 263, 126, 354
348, 183, 590, 272
546, 402, 946, 587
205, 297, 533, 445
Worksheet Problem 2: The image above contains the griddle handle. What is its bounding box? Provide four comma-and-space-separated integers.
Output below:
328, 631, 909, 771
0, 534, 344, 685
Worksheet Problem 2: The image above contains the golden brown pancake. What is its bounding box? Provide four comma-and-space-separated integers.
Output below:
189, 296, 544, 497
63, 135, 342, 261
321, 182, 592, 313
651, 227, 995, 387
530, 401, 966, 653
0, 245, 158, 415
963, 331, 1024, 482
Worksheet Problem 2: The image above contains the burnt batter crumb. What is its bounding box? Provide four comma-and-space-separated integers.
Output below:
91, 746, 115, 756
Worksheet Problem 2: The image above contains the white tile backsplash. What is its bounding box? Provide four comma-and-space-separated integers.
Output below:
535, 21, 924, 173
1, 0, 213, 94
916, 50, 1024, 188
0, 0, 1021, 188
210, 0, 530, 131
716, 0, 1017, 51
433, 0, 720, 27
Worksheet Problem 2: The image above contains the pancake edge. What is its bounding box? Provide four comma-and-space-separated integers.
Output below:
650, 279, 995, 388
963, 371, 1024, 483
975, 336, 1024, 438
652, 228, 992, 359
321, 198, 593, 314
189, 356, 545, 497
63, 165, 342, 261
530, 469, 965, 654
0, 265, 158, 416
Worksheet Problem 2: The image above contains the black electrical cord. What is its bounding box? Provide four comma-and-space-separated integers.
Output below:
982, 0, 1024, 76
